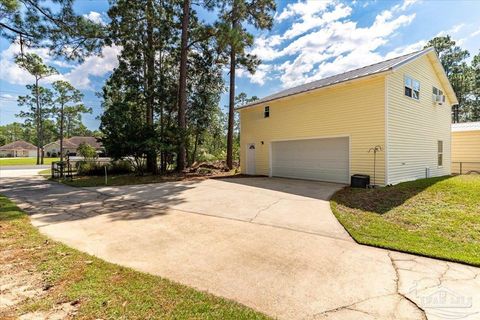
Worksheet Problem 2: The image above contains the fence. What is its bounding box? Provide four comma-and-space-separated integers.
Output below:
451, 162, 480, 175
51, 157, 111, 179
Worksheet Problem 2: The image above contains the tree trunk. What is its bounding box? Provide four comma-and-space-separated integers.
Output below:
35, 78, 40, 165
226, 45, 236, 169
60, 102, 64, 173
176, 0, 190, 172
145, 0, 157, 174
192, 130, 199, 165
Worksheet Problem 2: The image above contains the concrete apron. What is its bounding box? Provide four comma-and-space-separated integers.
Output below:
1, 176, 479, 320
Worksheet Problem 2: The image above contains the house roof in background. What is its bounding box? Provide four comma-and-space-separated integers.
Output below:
452, 122, 480, 132
237, 47, 457, 110
43, 136, 102, 149
0, 140, 36, 151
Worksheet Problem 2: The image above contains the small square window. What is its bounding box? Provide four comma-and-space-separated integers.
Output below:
264, 106, 270, 118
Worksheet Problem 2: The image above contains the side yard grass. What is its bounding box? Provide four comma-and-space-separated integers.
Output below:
0, 195, 269, 319
0, 157, 59, 166
331, 175, 480, 266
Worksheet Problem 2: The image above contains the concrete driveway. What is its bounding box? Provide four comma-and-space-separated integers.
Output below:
1, 174, 479, 320
92, 177, 351, 241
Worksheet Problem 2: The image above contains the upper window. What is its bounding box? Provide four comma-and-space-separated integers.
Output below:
404, 76, 420, 100
264, 106, 270, 118
432, 87, 444, 103
437, 140, 443, 167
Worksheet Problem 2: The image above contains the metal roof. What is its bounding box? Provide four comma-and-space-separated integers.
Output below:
237, 47, 440, 110
452, 122, 480, 132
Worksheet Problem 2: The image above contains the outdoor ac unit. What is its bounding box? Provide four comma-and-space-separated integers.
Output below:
435, 94, 445, 105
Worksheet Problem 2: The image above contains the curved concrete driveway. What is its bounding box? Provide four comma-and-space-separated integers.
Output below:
1, 175, 479, 320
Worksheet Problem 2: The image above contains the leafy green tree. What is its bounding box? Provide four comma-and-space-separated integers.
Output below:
51, 80, 86, 162
107, 0, 181, 173
15, 53, 57, 164
471, 52, 480, 120
425, 36, 473, 122
186, 41, 224, 165
0, 122, 23, 145
16, 85, 53, 163
77, 142, 97, 160
216, 0, 275, 169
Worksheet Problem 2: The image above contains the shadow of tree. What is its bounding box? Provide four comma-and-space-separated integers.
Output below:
215, 176, 344, 201
331, 176, 453, 215
0, 177, 196, 225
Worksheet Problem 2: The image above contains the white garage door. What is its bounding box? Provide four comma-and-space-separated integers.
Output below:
271, 137, 349, 183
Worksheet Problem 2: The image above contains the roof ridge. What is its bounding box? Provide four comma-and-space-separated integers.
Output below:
238, 47, 434, 109
315, 48, 428, 82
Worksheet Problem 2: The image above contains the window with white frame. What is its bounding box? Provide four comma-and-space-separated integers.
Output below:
404, 76, 420, 100
264, 106, 270, 118
432, 86, 444, 102
437, 140, 443, 166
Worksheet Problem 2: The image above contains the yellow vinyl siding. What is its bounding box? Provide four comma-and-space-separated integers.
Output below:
240, 76, 386, 184
452, 130, 480, 173
386, 54, 452, 184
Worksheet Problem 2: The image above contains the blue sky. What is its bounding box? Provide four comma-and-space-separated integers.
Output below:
1, 0, 480, 130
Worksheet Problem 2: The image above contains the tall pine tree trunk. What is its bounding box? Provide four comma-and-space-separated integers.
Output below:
35, 78, 40, 165
226, 46, 235, 169
177, 0, 190, 172
59, 102, 64, 176
145, 0, 157, 173
60, 103, 64, 161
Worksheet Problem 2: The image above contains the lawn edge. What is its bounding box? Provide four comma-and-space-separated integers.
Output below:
0, 193, 271, 319
330, 199, 480, 268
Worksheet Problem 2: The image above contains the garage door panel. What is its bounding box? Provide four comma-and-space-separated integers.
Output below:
271, 137, 349, 183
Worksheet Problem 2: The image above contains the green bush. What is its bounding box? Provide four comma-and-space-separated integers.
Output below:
77, 161, 106, 176
75, 160, 133, 176
109, 160, 133, 175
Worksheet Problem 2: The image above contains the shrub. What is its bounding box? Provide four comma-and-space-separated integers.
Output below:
109, 160, 133, 175
75, 160, 134, 176
77, 161, 106, 176
78, 142, 97, 160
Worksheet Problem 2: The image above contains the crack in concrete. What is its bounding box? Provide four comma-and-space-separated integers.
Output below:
388, 251, 428, 320
249, 198, 283, 222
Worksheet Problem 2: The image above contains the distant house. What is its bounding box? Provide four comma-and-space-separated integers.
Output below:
451, 122, 480, 174
0, 140, 37, 158
43, 136, 103, 157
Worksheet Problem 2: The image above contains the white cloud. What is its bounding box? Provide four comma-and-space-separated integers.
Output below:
472, 29, 480, 37
83, 11, 106, 25
248, 0, 418, 88
0, 42, 120, 90
64, 45, 120, 90
436, 23, 465, 37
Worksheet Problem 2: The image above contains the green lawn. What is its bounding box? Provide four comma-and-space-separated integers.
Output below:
0, 195, 269, 319
331, 175, 480, 266
0, 157, 59, 166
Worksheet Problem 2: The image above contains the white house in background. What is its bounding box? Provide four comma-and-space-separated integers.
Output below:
0, 140, 37, 158
43, 136, 103, 157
